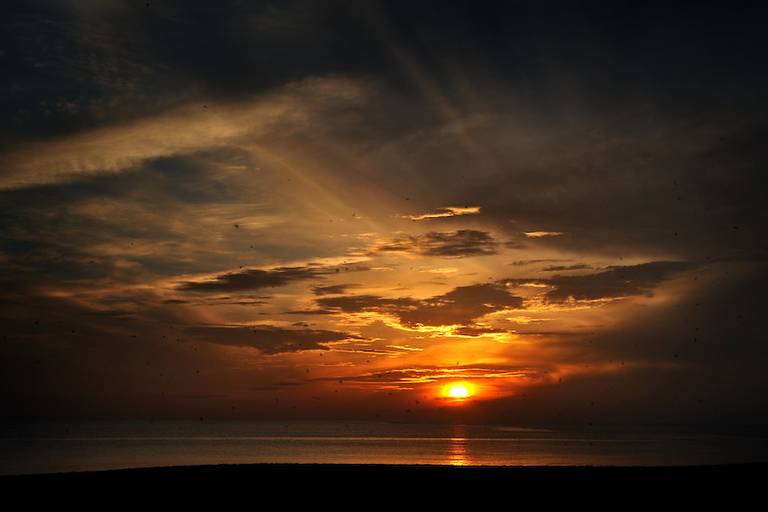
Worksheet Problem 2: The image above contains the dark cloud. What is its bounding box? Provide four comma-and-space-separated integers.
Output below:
478, 262, 768, 425
399, 284, 523, 327
543, 261, 695, 302
186, 325, 359, 354
542, 264, 593, 272
418, 230, 498, 257
452, 325, 507, 337
510, 259, 571, 267
163, 295, 270, 306
178, 264, 369, 293
0, 0, 388, 139
505, 261, 696, 303
5, 1, 767, 140
318, 364, 543, 385
568, 262, 767, 372
283, 309, 339, 316
0, 287, 222, 418
318, 283, 523, 327
178, 267, 322, 292
312, 284, 356, 295
377, 230, 498, 258
316, 294, 418, 314
474, 119, 768, 260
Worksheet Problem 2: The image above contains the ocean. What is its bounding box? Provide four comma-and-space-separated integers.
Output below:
1, 421, 766, 475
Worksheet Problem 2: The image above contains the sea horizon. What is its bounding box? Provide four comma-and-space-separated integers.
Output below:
2, 420, 766, 475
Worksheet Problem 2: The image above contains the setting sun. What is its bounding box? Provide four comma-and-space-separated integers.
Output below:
444, 382, 475, 400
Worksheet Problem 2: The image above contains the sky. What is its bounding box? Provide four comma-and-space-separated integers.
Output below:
1, 0, 767, 425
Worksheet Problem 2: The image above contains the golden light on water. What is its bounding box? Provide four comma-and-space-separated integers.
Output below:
448, 424, 470, 466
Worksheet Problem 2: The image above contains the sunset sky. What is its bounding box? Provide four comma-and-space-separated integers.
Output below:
1, 1, 766, 425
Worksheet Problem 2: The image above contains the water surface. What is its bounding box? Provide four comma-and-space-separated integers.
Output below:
1, 421, 766, 475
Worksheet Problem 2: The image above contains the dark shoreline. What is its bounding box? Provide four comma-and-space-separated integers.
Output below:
4, 461, 765, 480
3, 463, 765, 504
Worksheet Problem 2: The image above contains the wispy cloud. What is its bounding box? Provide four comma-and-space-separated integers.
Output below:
186, 324, 364, 354
319, 365, 539, 386
524, 231, 564, 238
377, 229, 498, 257
0, 77, 369, 189
177, 263, 368, 293
403, 206, 480, 221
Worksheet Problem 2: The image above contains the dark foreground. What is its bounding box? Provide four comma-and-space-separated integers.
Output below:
1, 463, 765, 504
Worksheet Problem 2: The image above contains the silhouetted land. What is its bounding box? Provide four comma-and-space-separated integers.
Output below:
2, 463, 764, 502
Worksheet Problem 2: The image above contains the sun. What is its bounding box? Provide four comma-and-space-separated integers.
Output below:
443, 382, 475, 400
449, 384, 470, 398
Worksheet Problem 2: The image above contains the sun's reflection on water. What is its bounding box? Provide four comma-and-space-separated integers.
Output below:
447, 424, 471, 466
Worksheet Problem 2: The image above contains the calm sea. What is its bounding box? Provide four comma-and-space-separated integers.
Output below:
1, 421, 766, 475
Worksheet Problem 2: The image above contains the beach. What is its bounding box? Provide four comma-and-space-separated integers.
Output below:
2, 463, 764, 503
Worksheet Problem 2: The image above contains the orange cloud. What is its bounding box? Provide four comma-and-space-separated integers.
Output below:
403, 206, 481, 221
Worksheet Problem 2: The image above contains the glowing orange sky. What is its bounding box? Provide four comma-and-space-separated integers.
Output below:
1, 1, 766, 426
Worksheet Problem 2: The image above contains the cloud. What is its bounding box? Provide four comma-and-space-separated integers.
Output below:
546, 261, 695, 302
178, 264, 368, 293
186, 325, 360, 354
542, 264, 592, 272
178, 266, 324, 293
0, 76, 369, 189
319, 365, 540, 386
452, 325, 507, 337
318, 283, 523, 327
377, 229, 498, 257
508, 261, 696, 303
284, 309, 339, 316
399, 284, 523, 326
403, 206, 480, 221
312, 284, 356, 295
180, 296, 270, 306
482, 262, 768, 425
524, 231, 564, 238
510, 259, 571, 267
316, 294, 418, 314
